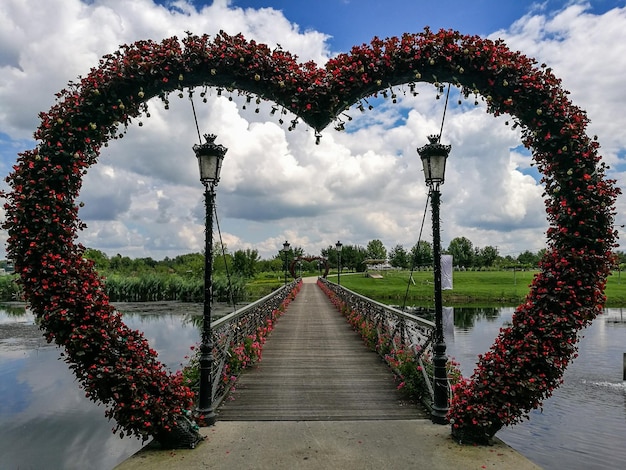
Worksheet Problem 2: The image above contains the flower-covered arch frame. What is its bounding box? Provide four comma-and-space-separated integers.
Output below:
4, 29, 618, 445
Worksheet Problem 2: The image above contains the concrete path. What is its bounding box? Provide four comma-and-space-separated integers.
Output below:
115, 420, 540, 469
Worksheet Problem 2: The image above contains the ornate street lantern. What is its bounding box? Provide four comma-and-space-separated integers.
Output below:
417, 134, 451, 425
418, 134, 451, 186
194, 134, 226, 184
193, 134, 227, 427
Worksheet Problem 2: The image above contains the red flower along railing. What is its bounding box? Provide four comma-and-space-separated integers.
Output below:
3, 28, 619, 446
317, 278, 440, 408
204, 279, 301, 408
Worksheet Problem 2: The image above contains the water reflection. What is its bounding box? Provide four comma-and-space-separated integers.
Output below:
446, 306, 626, 470
453, 306, 500, 330
1, 303, 625, 469
0, 302, 202, 470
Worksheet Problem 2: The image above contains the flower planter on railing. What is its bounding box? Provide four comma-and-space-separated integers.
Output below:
317, 277, 455, 410
183, 279, 302, 410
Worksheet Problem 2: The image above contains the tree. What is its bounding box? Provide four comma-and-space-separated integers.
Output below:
320, 244, 368, 272
233, 248, 260, 278
447, 237, 474, 268
258, 257, 284, 273
170, 252, 205, 276
322, 244, 342, 271
476, 245, 499, 268
84, 248, 110, 271
410, 240, 433, 267
366, 239, 387, 261
108, 253, 134, 273
212, 243, 233, 275
341, 245, 368, 272
517, 250, 540, 267
388, 244, 409, 269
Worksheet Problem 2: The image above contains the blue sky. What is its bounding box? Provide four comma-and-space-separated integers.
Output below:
191, 1, 622, 51
1, 0, 626, 260
211, 1, 623, 50
227, 0, 531, 48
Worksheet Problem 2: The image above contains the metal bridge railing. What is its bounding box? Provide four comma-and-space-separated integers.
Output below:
209, 279, 301, 409
317, 277, 437, 409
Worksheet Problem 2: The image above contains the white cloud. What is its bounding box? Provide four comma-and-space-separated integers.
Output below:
492, 1, 626, 242
1, 0, 624, 262
493, 3, 626, 157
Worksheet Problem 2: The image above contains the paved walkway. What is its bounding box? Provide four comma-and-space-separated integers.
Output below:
115, 277, 541, 469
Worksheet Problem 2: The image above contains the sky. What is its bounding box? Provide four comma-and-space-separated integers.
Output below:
1, 0, 626, 261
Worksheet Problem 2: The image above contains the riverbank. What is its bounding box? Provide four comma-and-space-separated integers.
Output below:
328, 270, 626, 306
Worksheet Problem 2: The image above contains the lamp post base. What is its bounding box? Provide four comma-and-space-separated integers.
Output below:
431, 407, 449, 425
430, 341, 449, 425
194, 408, 217, 427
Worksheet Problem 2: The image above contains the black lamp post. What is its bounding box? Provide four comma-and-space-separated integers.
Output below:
417, 134, 451, 425
193, 134, 227, 426
335, 240, 343, 285
282, 240, 290, 285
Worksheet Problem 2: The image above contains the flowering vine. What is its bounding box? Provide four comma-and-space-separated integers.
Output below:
318, 279, 462, 407
182, 281, 301, 397
3, 28, 618, 446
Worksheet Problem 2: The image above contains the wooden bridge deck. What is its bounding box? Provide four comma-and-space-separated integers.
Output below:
216, 278, 428, 421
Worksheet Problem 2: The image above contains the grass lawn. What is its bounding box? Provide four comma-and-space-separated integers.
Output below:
326, 269, 626, 307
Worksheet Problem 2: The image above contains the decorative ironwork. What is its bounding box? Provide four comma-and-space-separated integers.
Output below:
208, 279, 301, 410
318, 278, 437, 409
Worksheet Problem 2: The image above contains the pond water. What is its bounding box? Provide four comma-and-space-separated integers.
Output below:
0, 301, 213, 470
0, 302, 625, 469
446, 306, 626, 470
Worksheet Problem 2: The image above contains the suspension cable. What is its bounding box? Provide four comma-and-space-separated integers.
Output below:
189, 92, 203, 144
401, 192, 431, 312
438, 83, 451, 143
190, 92, 237, 311
213, 201, 237, 312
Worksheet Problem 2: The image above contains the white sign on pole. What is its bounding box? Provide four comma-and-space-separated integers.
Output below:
441, 254, 453, 290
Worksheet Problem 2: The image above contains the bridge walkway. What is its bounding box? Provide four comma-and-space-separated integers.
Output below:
216, 276, 426, 421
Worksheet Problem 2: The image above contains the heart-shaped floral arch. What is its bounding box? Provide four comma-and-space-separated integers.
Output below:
3, 28, 619, 445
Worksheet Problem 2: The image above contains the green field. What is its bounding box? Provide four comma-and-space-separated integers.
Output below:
325, 270, 626, 307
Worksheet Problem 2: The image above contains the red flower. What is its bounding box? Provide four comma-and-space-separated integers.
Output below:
3, 28, 618, 446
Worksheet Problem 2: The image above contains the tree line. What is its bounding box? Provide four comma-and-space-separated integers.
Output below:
2, 241, 625, 303
83, 236, 547, 282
